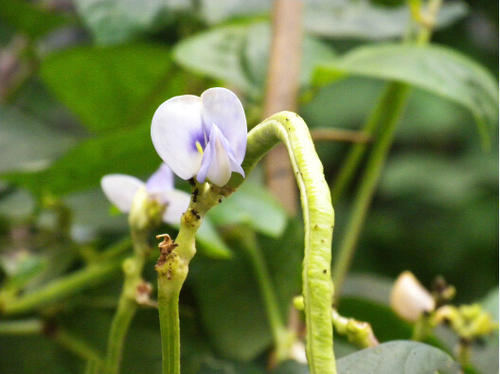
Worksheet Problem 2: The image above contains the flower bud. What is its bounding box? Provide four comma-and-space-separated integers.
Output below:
390, 271, 435, 322
128, 187, 164, 231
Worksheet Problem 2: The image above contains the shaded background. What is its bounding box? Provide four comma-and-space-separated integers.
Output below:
0, 0, 498, 373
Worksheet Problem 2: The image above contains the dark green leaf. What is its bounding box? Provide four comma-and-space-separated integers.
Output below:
314, 44, 499, 143
336, 341, 460, 374
3, 125, 158, 196
39, 44, 175, 132
0, 0, 71, 39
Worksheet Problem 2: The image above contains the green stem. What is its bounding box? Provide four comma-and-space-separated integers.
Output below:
158, 277, 180, 374
457, 341, 471, 368
238, 228, 294, 363
331, 84, 394, 204
104, 230, 149, 374
84, 359, 102, 374
0, 318, 43, 335
332, 0, 442, 299
104, 297, 138, 374
0, 258, 123, 315
230, 112, 336, 374
54, 328, 103, 363
333, 83, 411, 296
411, 315, 432, 341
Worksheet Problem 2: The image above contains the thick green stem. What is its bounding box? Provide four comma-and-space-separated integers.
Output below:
156, 183, 225, 374
229, 111, 336, 374
158, 277, 181, 374
333, 83, 411, 296
104, 229, 150, 374
238, 228, 294, 363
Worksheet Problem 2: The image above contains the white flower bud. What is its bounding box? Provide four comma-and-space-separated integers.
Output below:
390, 271, 435, 322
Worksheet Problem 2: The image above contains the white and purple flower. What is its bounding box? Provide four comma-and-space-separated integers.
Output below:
101, 163, 190, 225
151, 87, 247, 187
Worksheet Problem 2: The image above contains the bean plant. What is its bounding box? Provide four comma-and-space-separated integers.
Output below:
0, 1, 498, 374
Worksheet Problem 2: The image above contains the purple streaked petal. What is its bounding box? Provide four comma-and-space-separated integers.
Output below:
196, 125, 232, 186
151, 95, 204, 180
159, 189, 190, 225
146, 163, 174, 193
101, 174, 144, 213
201, 87, 247, 164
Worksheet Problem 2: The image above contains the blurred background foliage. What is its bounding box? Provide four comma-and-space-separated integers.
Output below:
0, 0, 497, 373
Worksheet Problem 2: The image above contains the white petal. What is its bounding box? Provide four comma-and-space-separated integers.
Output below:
146, 163, 174, 193
201, 87, 247, 164
196, 126, 232, 186
160, 189, 190, 225
151, 95, 204, 180
101, 175, 144, 213
390, 271, 435, 322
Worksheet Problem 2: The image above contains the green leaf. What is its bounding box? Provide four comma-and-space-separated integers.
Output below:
336, 341, 460, 374
274, 341, 459, 374
74, 0, 191, 45
39, 44, 175, 132
304, 0, 467, 40
314, 44, 499, 143
0, 0, 72, 39
0, 105, 76, 173
174, 22, 335, 97
208, 181, 287, 237
339, 297, 412, 342
196, 219, 232, 259
198, 0, 268, 24
3, 125, 158, 196
197, 0, 467, 40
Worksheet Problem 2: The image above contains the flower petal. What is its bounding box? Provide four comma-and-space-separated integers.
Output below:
201, 87, 247, 164
101, 174, 144, 213
159, 189, 190, 225
197, 125, 232, 186
151, 95, 204, 180
146, 163, 174, 193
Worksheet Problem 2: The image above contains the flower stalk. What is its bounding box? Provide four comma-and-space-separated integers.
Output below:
103, 229, 151, 374
156, 182, 229, 374
103, 189, 163, 374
